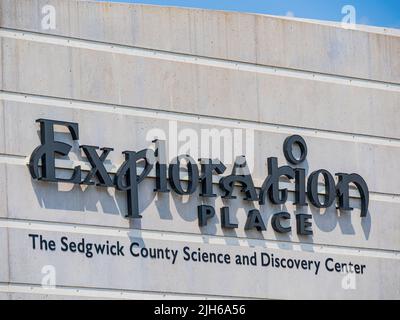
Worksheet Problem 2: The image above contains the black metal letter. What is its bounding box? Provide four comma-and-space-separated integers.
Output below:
296, 214, 313, 235
271, 212, 292, 233
198, 205, 215, 227
200, 159, 226, 197
294, 168, 308, 206
245, 209, 266, 232
168, 155, 199, 195
29, 119, 81, 183
80, 145, 113, 186
220, 207, 238, 229
336, 173, 369, 217
259, 157, 295, 205
219, 156, 258, 201
283, 135, 308, 165
114, 149, 155, 218
153, 140, 169, 193
307, 169, 336, 208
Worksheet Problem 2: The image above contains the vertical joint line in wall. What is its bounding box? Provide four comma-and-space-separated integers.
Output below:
1, 99, 10, 286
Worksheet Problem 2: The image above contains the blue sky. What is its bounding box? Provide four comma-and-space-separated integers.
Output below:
99, 0, 400, 29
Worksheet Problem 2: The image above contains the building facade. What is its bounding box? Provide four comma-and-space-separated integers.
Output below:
0, 0, 399, 299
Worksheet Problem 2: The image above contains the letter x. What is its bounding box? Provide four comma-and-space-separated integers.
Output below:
80, 145, 113, 187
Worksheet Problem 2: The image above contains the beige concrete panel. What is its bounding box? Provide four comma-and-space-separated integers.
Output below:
255, 75, 400, 140
1, 99, 399, 195
0, 293, 10, 299
2, 286, 228, 300
0, 164, 7, 218
0, 97, 7, 220
1, 38, 400, 139
0, 36, 3, 90
4, 163, 400, 251
0, 227, 9, 283
0, 101, 5, 155
6, 226, 400, 299
1, 0, 399, 301
6, 293, 92, 300
1, 0, 399, 83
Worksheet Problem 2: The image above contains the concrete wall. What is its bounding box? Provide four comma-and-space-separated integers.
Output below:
0, 0, 399, 299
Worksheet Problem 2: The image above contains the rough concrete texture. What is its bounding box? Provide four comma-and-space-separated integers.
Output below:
1, 0, 399, 83
0, 0, 399, 299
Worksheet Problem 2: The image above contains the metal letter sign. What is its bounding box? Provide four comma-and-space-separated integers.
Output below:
29, 119, 370, 235
29, 119, 81, 183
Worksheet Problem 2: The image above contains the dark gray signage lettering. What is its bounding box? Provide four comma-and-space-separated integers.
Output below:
29, 119, 370, 236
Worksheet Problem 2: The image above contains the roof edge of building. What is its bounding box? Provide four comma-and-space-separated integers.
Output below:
89, 0, 400, 37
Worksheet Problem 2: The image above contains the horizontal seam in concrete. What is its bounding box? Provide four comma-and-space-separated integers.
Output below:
1, 218, 399, 258
0, 283, 243, 300
1, 90, 400, 147
0, 28, 399, 90
0, 153, 399, 201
